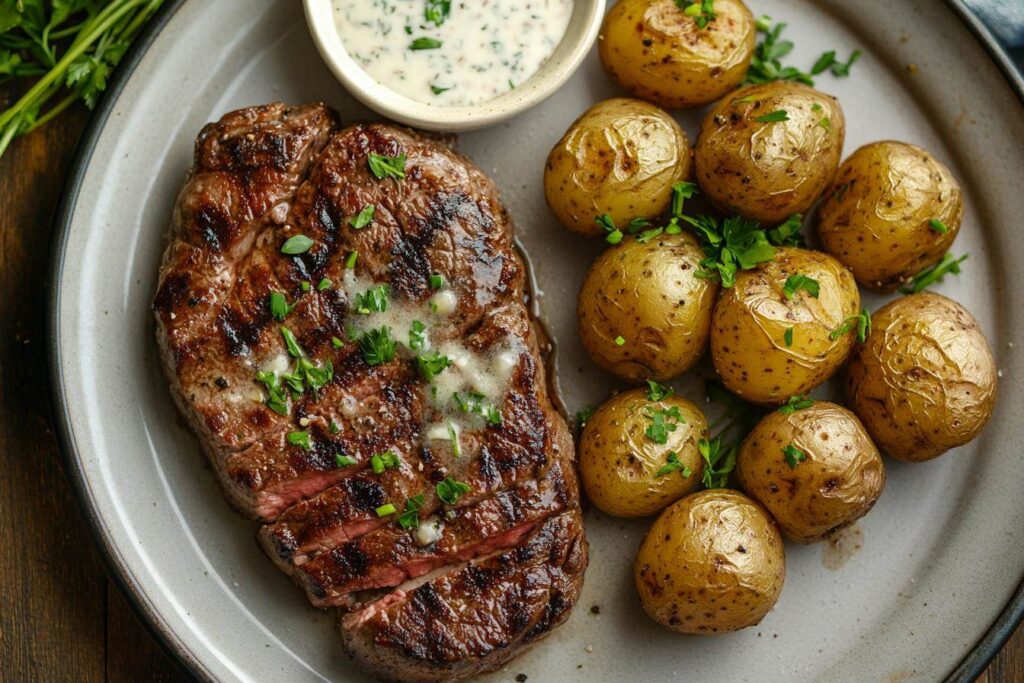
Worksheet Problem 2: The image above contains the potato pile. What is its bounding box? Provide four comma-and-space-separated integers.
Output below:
545, 0, 998, 635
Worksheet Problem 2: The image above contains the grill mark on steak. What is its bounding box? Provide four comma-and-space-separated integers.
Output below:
154, 104, 586, 682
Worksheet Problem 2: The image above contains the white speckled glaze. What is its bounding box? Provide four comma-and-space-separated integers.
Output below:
49, 0, 1024, 681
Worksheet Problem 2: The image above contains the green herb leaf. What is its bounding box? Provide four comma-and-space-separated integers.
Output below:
430, 84, 452, 95
331, 336, 344, 349
280, 325, 304, 358
398, 494, 425, 529
644, 406, 684, 445
636, 227, 664, 244
336, 454, 358, 468
768, 214, 805, 247
654, 451, 693, 478
746, 21, 814, 86
409, 320, 427, 350
596, 213, 623, 245
829, 50, 861, 77
452, 391, 502, 425
575, 405, 596, 432
671, 181, 698, 218
287, 430, 311, 450
429, 273, 446, 289
684, 214, 777, 287
830, 308, 872, 343
784, 326, 794, 347
614, 335, 626, 346
350, 205, 375, 229
447, 422, 461, 457
782, 273, 820, 300
345, 251, 359, 269
370, 450, 401, 474
700, 436, 738, 488
646, 380, 674, 402
436, 477, 471, 505
376, 503, 397, 517
929, 219, 950, 234
301, 281, 311, 293
783, 443, 807, 468
677, 0, 716, 29
410, 37, 443, 50
818, 116, 832, 131
255, 371, 289, 415
417, 351, 451, 381
812, 51, 837, 75
354, 284, 390, 315
424, 0, 451, 26
900, 253, 968, 294
755, 109, 790, 123
368, 152, 407, 179
269, 291, 293, 321
359, 326, 397, 366
317, 278, 332, 292
779, 395, 815, 415
281, 234, 314, 254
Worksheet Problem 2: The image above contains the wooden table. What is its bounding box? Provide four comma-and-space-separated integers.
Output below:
0, 103, 1021, 683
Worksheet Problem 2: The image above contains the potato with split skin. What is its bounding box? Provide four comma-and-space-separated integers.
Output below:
710, 247, 860, 405
577, 231, 718, 383
599, 0, 757, 109
736, 401, 886, 544
544, 98, 690, 237
695, 81, 845, 224
580, 388, 707, 517
846, 292, 997, 462
817, 141, 964, 291
635, 489, 785, 633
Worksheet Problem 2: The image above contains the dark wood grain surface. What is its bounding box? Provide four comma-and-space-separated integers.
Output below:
0, 99, 1020, 683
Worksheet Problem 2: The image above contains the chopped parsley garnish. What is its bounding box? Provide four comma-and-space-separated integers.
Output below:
929, 219, 950, 234
410, 37, 443, 51
900, 253, 968, 294
278, 326, 334, 397
281, 234, 314, 255
812, 49, 862, 77
317, 278, 332, 291
301, 281, 311, 293
269, 291, 294, 321
700, 436, 738, 489
782, 443, 807, 468
359, 326, 397, 366
287, 430, 311, 450
255, 371, 289, 415
447, 422, 462, 457
375, 503, 397, 517
335, 454, 357, 468
350, 205, 375, 229
429, 273, 446, 289
331, 336, 343, 349
646, 380, 674, 402
684, 214, 776, 288
614, 336, 626, 346
782, 273, 820, 300
779, 395, 815, 415
345, 251, 359, 269
280, 326, 304, 358
654, 452, 693, 478
354, 284, 390, 315
636, 226, 665, 244
830, 308, 872, 343
430, 84, 453, 95
575, 405, 596, 432
767, 214, 805, 247
645, 406, 684, 445
436, 477, 471, 505
398, 494, 425, 530
409, 320, 427, 350
784, 327, 794, 347
417, 351, 451, 381
596, 213, 623, 245
747, 20, 814, 86
453, 391, 502, 425
368, 152, 407, 180
370, 450, 401, 474
424, 0, 451, 26
676, 0, 716, 29
671, 181, 698, 218
755, 109, 790, 123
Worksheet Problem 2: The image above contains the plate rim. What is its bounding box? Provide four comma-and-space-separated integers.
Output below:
44, 1, 1024, 681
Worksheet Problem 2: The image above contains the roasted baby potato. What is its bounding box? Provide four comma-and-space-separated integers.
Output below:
544, 98, 690, 237
818, 141, 964, 291
635, 489, 785, 633
846, 292, 997, 462
599, 0, 757, 108
695, 82, 845, 224
580, 388, 707, 517
578, 231, 718, 382
711, 247, 861, 404
736, 401, 886, 543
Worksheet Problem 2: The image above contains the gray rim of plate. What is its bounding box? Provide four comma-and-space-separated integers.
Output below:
44, 1, 1024, 681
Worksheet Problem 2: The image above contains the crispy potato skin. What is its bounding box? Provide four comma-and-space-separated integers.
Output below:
711, 247, 860, 404
580, 390, 708, 517
544, 98, 690, 236
736, 402, 886, 544
818, 141, 964, 292
578, 231, 718, 383
695, 82, 845, 224
846, 292, 997, 462
598, 0, 756, 108
635, 489, 785, 633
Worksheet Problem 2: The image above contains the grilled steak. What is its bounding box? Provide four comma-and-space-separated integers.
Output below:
153, 102, 586, 681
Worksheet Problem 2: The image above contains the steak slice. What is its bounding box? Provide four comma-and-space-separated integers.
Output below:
154, 103, 586, 681
341, 509, 588, 683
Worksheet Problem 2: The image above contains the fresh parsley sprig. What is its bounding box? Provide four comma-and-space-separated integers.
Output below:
700, 381, 761, 489
830, 308, 872, 343
676, 0, 715, 29
779, 395, 815, 415
747, 18, 860, 87
683, 214, 777, 287
900, 253, 968, 294
654, 452, 692, 478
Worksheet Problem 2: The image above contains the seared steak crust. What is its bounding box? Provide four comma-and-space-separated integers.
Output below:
154, 103, 586, 681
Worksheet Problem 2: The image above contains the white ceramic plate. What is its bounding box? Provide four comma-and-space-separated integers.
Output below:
49, 1, 1024, 681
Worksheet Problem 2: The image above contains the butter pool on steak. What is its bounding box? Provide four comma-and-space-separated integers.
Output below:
153, 102, 586, 681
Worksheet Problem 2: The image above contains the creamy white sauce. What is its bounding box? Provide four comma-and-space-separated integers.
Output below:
415, 517, 444, 546
333, 0, 574, 107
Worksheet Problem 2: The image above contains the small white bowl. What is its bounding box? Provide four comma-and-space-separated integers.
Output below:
303, 0, 606, 132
